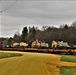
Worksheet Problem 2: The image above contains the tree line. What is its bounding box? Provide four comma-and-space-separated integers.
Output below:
4, 21, 76, 45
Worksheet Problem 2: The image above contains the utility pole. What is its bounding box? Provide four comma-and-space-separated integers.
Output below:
0, 0, 2, 37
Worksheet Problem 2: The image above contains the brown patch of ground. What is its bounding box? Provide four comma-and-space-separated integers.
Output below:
0, 51, 76, 75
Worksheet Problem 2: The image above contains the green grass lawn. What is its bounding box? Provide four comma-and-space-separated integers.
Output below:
0, 52, 22, 59
60, 55, 76, 75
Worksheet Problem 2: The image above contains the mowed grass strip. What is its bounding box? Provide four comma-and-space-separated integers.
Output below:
60, 55, 76, 75
0, 52, 22, 59
61, 55, 76, 62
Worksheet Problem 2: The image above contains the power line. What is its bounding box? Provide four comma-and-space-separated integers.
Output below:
0, 0, 19, 13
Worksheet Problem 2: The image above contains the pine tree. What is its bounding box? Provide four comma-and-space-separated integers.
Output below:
21, 27, 28, 42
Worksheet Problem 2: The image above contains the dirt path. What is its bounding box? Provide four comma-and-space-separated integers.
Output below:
0, 51, 76, 75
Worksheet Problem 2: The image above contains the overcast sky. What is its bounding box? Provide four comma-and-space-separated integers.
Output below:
0, 0, 76, 37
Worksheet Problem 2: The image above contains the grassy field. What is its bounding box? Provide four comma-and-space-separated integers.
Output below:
0, 52, 22, 59
60, 55, 76, 75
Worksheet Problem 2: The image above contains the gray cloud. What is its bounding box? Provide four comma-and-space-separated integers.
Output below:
1, 0, 76, 37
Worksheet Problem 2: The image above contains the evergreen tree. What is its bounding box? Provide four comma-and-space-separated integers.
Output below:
27, 26, 36, 41
21, 27, 28, 42
8, 37, 13, 45
13, 33, 21, 42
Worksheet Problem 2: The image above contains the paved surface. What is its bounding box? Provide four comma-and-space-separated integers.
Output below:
0, 51, 76, 75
